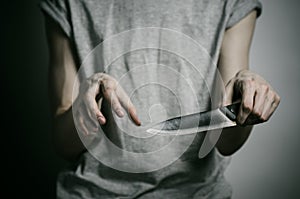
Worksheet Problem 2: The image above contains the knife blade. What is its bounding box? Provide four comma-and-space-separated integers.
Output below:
146, 102, 240, 135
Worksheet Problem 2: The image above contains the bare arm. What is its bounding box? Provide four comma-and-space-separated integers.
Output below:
45, 16, 141, 161
216, 11, 280, 155
45, 16, 85, 161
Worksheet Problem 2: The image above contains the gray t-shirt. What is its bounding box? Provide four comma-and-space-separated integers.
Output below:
40, 0, 262, 198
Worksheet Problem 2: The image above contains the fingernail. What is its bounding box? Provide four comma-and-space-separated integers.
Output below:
97, 116, 106, 125
117, 110, 124, 117
136, 120, 142, 126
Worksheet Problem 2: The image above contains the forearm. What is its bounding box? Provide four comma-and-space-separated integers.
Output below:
216, 125, 252, 156
216, 11, 258, 156
52, 107, 86, 161
45, 15, 86, 161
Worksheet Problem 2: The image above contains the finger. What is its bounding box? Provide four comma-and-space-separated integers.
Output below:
96, 97, 106, 125
223, 79, 235, 106
97, 96, 103, 109
97, 112, 106, 125
85, 94, 106, 125
83, 74, 107, 124
93, 102, 106, 125
128, 106, 141, 126
261, 92, 280, 122
110, 92, 125, 117
237, 80, 255, 125
101, 82, 125, 117
88, 73, 105, 96
116, 86, 141, 126
252, 84, 269, 119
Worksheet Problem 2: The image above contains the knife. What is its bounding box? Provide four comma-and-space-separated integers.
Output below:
146, 102, 241, 135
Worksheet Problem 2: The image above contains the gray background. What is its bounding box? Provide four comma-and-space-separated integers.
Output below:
2, 0, 299, 198
225, 0, 300, 198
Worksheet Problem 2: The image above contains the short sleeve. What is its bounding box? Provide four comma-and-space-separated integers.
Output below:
226, 0, 262, 29
39, 0, 72, 37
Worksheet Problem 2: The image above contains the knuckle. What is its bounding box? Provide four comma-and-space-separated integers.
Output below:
260, 115, 269, 122
252, 108, 262, 116
242, 102, 252, 113
244, 79, 251, 85
87, 73, 106, 86
268, 92, 275, 100
114, 107, 121, 112
103, 85, 112, 92
102, 82, 116, 92
249, 80, 256, 88
260, 84, 269, 92
102, 85, 114, 95
243, 79, 253, 89
111, 100, 120, 108
93, 72, 105, 79
275, 94, 281, 103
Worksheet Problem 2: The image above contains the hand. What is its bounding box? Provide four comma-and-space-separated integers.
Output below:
74, 73, 141, 135
224, 69, 280, 125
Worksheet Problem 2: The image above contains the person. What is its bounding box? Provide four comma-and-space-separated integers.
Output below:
40, 0, 280, 198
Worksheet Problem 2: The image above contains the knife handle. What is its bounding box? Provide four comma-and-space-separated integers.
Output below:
220, 102, 241, 121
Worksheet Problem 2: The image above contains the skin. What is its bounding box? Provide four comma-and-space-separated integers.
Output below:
216, 11, 280, 155
45, 10, 280, 161
45, 17, 140, 161
73, 73, 141, 136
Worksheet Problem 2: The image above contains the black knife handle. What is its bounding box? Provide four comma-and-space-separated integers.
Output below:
220, 102, 241, 121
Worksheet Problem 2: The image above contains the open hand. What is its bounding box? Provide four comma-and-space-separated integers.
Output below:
73, 73, 141, 135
